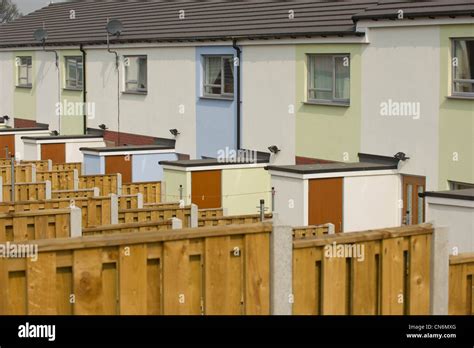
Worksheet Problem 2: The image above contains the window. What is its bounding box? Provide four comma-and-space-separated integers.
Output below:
449, 180, 474, 190
203, 56, 234, 98
452, 39, 474, 97
65, 56, 83, 89
307, 54, 350, 104
124, 56, 147, 93
17, 56, 32, 87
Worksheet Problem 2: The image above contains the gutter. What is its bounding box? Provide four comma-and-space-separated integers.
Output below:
232, 38, 241, 150
80, 44, 87, 134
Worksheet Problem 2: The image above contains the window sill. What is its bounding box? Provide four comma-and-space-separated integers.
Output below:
447, 95, 474, 101
16, 85, 32, 89
200, 96, 234, 101
63, 88, 83, 92
303, 100, 350, 107
122, 91, 148, 95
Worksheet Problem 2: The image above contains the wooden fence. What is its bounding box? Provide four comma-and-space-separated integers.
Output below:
79, 174, 121, 195
118, 194, 143, 210
198, 208, 224, 219
198, 213, 272, 227
0, 222, 271, 315
449, 253, 474, 315
122, 181, 161, 204
1, 181, 51, 202
52, 188, 98, 199
118, 206, 192, 227
36, 170, 78, 191
292, 224, 433, 315
293, 225, 330, 240
52, 162, 82, 174
83, 220, 173, 236
0, 208, 78, 241
0, 165, 35, 184
20, 160, 52, 172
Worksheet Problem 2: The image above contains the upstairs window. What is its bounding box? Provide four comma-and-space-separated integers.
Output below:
16, 56, 32, 87
65, 56, 83, 90
307, 54, 350, 105
452, 39, 474, 97
203, 56, 234, 98
124, 55, 147, 93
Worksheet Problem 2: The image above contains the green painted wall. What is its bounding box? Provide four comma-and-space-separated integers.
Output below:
163, 169, 190, 204
222, 167, 271, 215
59, 50, 84, 135
295, 44, 362, 162
439, 24, 474, 189
13, 51, 36, 121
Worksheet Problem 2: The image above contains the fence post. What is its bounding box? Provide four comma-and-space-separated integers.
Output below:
326, 223, 335, 234
190, 203, 198, 228
69, 206, 82, 238
271, 213, 293, 315
179, 185, 183, 202
136, 192, 144, 209
45, 180, 52, 200
72, 169, 79, 190
31, 164, 37, 183
160, 181, 166, 203
116, 173, 122, 195
109, 193, 119, 225
10, 155, 15, 202
430, 226, 449, 315
171, 217, 183, 230
92, 187, 100, 197
0, 176, 3, 203
47, 159, 53, 172
259, 199, 265, 221
271, 187, 275, 212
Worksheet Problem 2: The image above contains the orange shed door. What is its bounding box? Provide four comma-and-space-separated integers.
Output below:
41, 143, 66, 164
105, 155, 132, 184
0, 135, 15, 158
191, 170, 222, 209
308, 178, 343, 232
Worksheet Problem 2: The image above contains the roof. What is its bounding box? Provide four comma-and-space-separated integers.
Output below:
266, 161, 398, 174
22, 134, 103, 141
0, 0, 381, 48
80, 144, 175, 152
353, 0, 474, 21
420, 188, 474, 201
0, 126, 49, 133
160, 157, 270, 167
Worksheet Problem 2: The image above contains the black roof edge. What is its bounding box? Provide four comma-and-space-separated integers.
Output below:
265, 163, 398, 174
21, 134, 103, 141
358, 152, 400, 165
0, 125, 49, 133
419, 190, 474, 201
154, 137, 176, 148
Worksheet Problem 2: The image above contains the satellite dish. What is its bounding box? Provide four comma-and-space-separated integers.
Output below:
33, 28, 48, 42
106, 19, 124, 36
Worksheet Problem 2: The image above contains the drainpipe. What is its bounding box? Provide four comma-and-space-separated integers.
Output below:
232, 38, 241, 150
80, 44, 87, 134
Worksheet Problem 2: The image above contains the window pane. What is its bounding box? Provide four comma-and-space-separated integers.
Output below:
335, 56, 350, 99
138, 57, 147, 90
126, 57, 139, 87
223, 57, 234, 94
454, 40, 474, 81
205, 57, 222, 88
454, 81, 474, 93
19, 66, 27, 79
205, 86, 221, 95
312, 55, 332, 100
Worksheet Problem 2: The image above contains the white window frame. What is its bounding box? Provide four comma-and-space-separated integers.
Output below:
307, 54, 350, 104
124, 55, 148, 93
452, 38, 474, 98
16, 56, 32, 88
203, 55, 234, 99
65, 56, 83, 90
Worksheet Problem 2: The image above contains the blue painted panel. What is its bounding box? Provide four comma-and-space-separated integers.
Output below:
132, 152, 178, 182
83, 154, 101, 175
196, 46, 237, 158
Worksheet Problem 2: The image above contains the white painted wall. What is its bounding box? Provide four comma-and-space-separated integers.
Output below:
343, 174, 402, 232
14, 131, 50, 160
22, 141, 38, 161
360, 26, 440, 190
86, 47, 196, 158
35, 51, 60, 131
271, 174, 305, 226
65, 140, 106, 163
0, 52, 13, 124
242, 45, 296, 165
426, 197, 474, 253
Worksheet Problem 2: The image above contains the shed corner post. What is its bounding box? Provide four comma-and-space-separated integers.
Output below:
430, 225, 449, 315
270, 212, 293, 315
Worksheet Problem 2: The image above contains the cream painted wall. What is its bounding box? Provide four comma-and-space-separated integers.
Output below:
163, 169, 190, 204
35, 50, 60, 131
86, 47, 196, 158
270, 174, 305, 226
0, 52, 14, 123
221, 167, 271, 215
13, 130, 50, 160
22, 141, 38, 161
66, 140, 106, 164
343, 174, 402, 232
360, 26, 440, 191
242, 45, 296, 165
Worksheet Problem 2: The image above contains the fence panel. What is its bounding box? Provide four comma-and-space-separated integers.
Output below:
449, 253, 474, 315
118, 206, 191, 227
36, 170, 78, 191
122, 182, 161, 204
20, 160, 52, 172
79, 174, 121, 195
0, 222, 272, 315
2, 182, 50, 202
0, 165, 35, 184
292, 224, 433, 315
52, 162, 82, 174
198, 213, 272, 227
293, 225, 330, 240
52, 188, 98, 199
118, 195, 142, 210
198, 208, 224, 219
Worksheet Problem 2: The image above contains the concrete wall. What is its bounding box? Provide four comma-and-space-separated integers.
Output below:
163, 169, 190, 204
242, 45, 296, 165
0, 52, 13, 123
86, 47, 196, 158
271, 174, 306, 226
343, 174, 402, 232
132, 152, 178, 182
221, 167, 271, 215
195, 46, 237, 158
83, 154, 102, 175
360, 26, 440, 191
426, 197, 474, 253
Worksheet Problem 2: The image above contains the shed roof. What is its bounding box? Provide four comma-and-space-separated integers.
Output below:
80, 144, 175, 152
22, 134, 103, 141
266, 161, 398, 174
